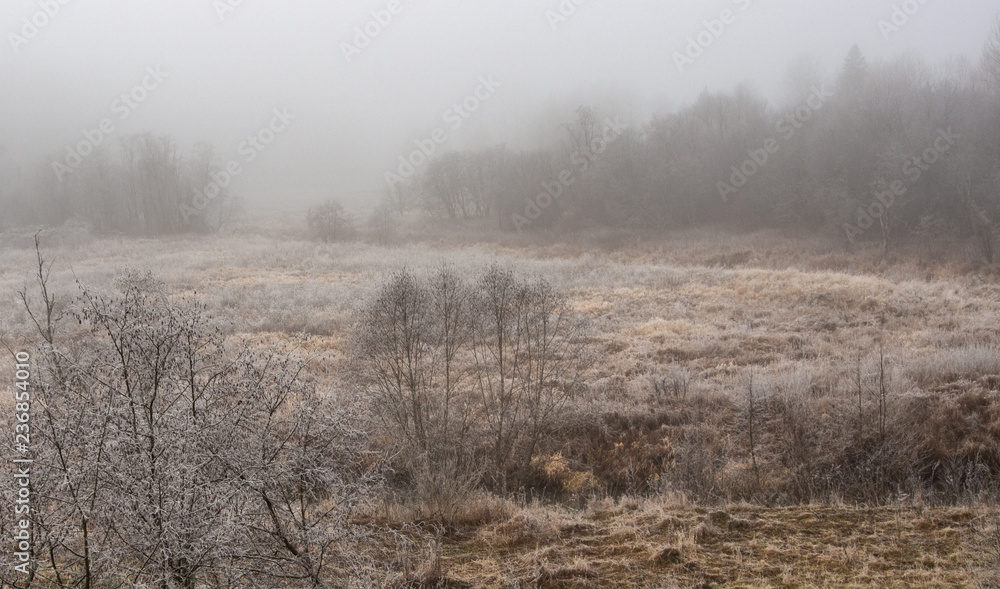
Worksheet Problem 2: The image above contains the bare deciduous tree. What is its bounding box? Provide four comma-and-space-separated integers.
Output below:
469, 264, 581, 480
355, 267, 474, 462
354, 263, 584, 493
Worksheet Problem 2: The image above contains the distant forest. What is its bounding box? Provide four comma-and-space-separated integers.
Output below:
3, 22, 1000, 258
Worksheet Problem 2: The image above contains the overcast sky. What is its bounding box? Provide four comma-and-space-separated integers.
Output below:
2, 0, 998, 207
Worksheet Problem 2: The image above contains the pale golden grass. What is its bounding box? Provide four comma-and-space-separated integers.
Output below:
3, 210, 1000, 586
428, 496, 986, 588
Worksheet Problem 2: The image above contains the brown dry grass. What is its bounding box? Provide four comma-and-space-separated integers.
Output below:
3, 207, 999, 585
432, 497, 991, 588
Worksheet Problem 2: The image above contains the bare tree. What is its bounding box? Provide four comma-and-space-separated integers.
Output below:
354, 264, 584, 492
354, 267, 474, 462
421, 149, 505, 221
183, 141, 241, 233
562, 106, 599, 162
308, 199, 354, 242
469, 264, 581, 481
355, 269, 435, 454
119, 133, 185, 234
422, 153, 472, 220
385, 175, 421, 217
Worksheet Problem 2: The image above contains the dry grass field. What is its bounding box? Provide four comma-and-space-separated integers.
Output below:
408, 499, 996, 588
2, 208, 1000, 587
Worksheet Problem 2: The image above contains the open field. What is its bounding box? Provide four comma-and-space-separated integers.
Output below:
4, 212, 999, 392
2, 211, 1000, 586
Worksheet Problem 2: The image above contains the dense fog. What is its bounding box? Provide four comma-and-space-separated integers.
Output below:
6, 5, 1000, 587
1, 1, 997, 213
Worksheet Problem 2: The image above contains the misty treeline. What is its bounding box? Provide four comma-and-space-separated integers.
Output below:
390, 23, 1000, 256
1, 133, 239, 235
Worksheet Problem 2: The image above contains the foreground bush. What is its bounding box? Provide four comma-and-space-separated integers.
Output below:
0, 254, 386, 588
